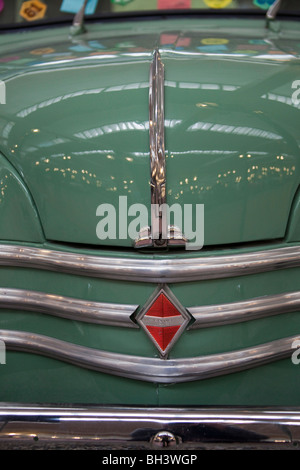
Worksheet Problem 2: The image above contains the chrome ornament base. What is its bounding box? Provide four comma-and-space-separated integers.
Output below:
134, 225, 187, 249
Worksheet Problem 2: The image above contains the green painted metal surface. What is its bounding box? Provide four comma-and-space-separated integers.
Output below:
0, 153, 44, 242
0, 18, 299, 247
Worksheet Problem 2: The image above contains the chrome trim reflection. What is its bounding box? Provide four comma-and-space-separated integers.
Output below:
0, 244, 299, 283
0, 288, 138, 328
1, 404, 300, 449
189, 290, 300, 329
1, 329, 299, 383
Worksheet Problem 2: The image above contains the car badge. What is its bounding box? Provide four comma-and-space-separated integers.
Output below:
136, 286, 192, 358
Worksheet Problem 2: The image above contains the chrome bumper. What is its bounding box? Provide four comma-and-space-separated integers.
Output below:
0, 405, 300, 449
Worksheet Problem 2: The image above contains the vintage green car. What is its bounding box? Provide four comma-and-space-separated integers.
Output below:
0, 0, 299, 450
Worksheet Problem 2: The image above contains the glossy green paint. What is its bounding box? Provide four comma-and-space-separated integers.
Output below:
0, 18, 299, 247
0, 152, 44, 241
0, 17, 299, 407
287, 186, 300, 242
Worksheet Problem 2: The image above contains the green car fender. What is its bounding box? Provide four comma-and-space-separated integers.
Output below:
0, 152, 44, 242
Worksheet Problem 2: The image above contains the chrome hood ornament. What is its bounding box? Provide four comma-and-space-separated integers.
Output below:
135, 50, 186, 249
149, 49, 166, 210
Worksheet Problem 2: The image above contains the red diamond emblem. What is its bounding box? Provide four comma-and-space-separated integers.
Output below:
136, 287, 191, 357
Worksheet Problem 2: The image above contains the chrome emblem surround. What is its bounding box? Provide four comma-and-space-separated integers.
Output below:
136, 285, 192, 358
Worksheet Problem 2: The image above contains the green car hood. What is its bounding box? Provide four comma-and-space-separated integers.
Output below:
0, 18, 299, 249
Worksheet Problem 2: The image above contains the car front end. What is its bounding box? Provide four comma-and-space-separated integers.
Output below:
0, 0, 300, 450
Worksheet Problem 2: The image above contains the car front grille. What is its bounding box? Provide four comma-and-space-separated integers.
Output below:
0, 242, 299, 384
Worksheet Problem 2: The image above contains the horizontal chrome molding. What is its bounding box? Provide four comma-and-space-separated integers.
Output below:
1, 329, 299, 384
0, 288, 138, 328
189, 290, 300, 329
1, 404, 300, 449
0, 244, 299, 283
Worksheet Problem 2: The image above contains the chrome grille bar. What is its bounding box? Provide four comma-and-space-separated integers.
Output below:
1, 329, 299, 383
0, 287, 298, 330
188, 290, 300, 329
0, 244, 299, 282
0, 288, 138, 328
